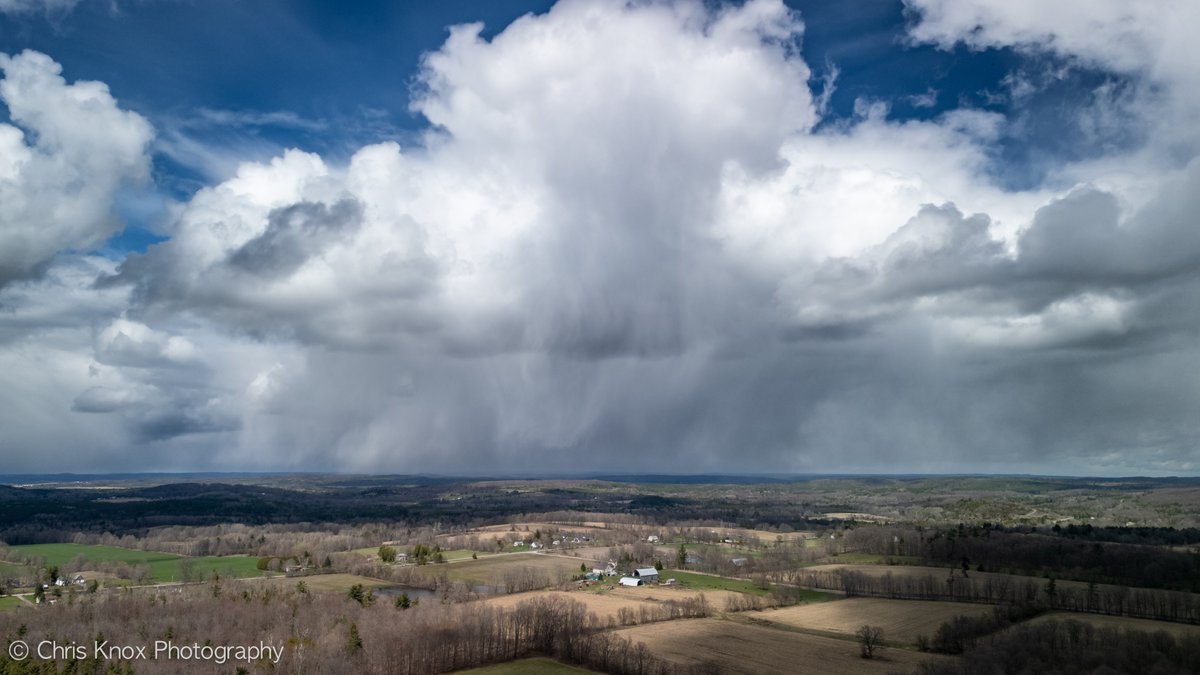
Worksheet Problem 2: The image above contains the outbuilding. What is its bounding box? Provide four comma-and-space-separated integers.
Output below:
633, 567, 659, 583
619, 577, 643, 587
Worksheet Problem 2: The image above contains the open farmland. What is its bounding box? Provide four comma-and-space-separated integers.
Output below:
0, 559, 33, 579
702, 527, 815, 545
8, 543, 268, 582
0, 596, 27, 611
661, 569, 773, 596
480, 585, 748, 623
413, 552, 584, 587
1026, 612, 1200, 640
804, 563, 1103, 595
749, 597, 998, 644
612, 618, 951, 674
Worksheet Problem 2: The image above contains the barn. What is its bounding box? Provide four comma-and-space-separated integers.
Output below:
633, 567, 659, 583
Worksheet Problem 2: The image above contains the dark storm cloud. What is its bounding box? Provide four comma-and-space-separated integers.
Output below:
228, 199, 363, 277
131, 408, 240, 444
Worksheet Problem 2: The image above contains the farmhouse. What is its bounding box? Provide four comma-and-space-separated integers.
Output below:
619, 576, 643, 587
633, 567, 659, 583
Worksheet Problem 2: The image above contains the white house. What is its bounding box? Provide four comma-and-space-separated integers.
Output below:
632, 567, 659, 583
619, 577, 643, 587
647, 535, 660, 543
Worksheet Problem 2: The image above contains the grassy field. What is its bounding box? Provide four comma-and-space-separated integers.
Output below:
0, 560, 34, 577
661, 570, 772, 596
827, 553, 922, 565
1027, 611, 1200, 640
415, 553, 583, 587
612, 618, 951, 674
9, 544, 268, 583
0, 596, 26, 611
803, 563, 1106, 596
750, 597, 998, 645
481, 586, 749, 623
454, 657, 594, 673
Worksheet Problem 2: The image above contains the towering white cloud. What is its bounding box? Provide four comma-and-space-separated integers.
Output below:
0, 50, 153, 288
3, 0, 1200, 474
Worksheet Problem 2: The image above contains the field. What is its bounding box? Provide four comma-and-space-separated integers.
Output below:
660, 570, 772, 596
414, 553, 584, 586
827, 553, 922, 565
700, 528, 815, 545
254, 573, 395, 594
612, 618, 951, 674
1027, 611, 1200, 640
749, 597, 998, 645
8, 544, 268, 583
804, 563, 1104, 595
454, 657, 594, 673
480, 586, 750, 623
0, 596, 26, 611
0, 559, 34, 579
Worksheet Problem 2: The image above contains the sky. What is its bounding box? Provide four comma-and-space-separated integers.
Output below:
0, 0, 1198, 476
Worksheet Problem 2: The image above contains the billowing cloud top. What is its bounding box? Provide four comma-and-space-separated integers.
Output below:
1, 0, 1199, 475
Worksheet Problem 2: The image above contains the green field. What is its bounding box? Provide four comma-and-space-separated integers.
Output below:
455, 657, 593, 674
662, 570, 839, 602
664, 570, 772, 596
0, 596, 26, 611
0, 560, 34, 577
828, 553, 922, 565
9, 544, 268, 583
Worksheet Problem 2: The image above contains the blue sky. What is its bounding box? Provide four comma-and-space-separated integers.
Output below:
2, 1, 1113, 212
1, 0, 1198, 475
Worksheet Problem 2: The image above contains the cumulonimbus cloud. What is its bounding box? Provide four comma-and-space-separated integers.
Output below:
3, 0, 1200, 474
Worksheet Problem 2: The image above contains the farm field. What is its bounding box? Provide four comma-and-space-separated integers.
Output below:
699, 527, 814, 545
612, 618, 951, 674
749, 597, 997, 644
480, 586, 746, 623
454, 657, 594, 673
414, 553, 583, 587
803, 563, 1108, 595
0, 560, 33, 578
660, 570, 772, 596
8, 544, 269, 583
0, 596, 26, 611
1027, 611, 1200, 640
828, 553, 922, 565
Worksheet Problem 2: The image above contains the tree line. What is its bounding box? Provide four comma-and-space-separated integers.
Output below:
0, 578, 716, 674
916, 619, 1200, 674
781, 567, 1200, 624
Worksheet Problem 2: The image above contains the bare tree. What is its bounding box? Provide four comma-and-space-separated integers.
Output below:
856, 624, 885, 659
